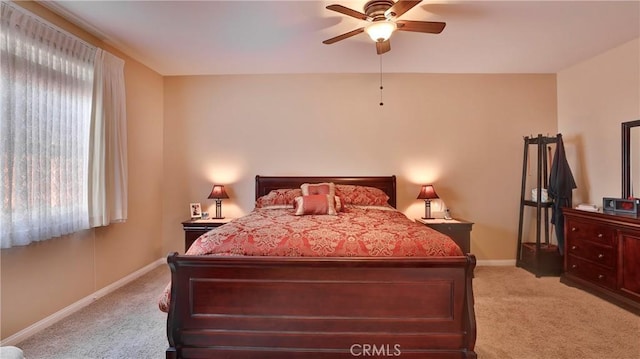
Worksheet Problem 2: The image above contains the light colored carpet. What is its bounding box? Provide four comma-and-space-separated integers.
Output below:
16, 264, 640, 358
473, 266, 640, 359
17, 265, 169, 359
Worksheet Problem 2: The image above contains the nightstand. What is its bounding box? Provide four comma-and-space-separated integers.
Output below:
181, 218, 232, 251
415, 218, 474, 254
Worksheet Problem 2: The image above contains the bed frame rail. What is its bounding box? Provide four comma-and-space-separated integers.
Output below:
166, 254, 477, 359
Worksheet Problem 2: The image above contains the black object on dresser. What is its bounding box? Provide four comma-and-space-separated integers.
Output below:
181, 218, 231, 252
416, 218, 473, 253
561, 208, 640, 314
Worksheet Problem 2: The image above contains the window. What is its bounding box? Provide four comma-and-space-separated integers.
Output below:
1, 2, 127, 248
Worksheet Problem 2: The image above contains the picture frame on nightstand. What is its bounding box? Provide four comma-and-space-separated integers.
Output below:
190, 202, 202, 219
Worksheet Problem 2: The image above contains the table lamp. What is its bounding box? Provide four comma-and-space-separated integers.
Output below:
417, 184, 439, 219
208, 184, 229, 219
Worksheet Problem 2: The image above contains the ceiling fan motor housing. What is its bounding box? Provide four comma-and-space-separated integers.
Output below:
364, 0, 395, 21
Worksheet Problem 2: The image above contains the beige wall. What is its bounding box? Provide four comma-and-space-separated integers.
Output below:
0, 2, 164, 340
11, 2, 638, 344
558, 38, 640, 204
162, 73, 558, 261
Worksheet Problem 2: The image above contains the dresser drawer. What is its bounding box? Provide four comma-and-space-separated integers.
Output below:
566, 236, 616, 268
566, 255, 617, 290
566, 218, 616, 246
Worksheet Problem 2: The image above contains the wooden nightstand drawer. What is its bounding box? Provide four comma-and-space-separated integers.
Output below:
182, 218, 232, 252
415, 218, 473, 254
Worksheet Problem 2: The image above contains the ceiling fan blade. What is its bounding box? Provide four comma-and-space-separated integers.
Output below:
326, 4, 370, 21
396, 20, 446, 34
385, 0, 422, 19
322, 28, 365, 44
376, 40, 391, 55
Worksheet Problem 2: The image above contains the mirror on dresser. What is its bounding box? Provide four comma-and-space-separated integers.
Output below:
622, 120, 640, 199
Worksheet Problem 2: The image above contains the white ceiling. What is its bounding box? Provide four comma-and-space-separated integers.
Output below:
40, 0, 640, 76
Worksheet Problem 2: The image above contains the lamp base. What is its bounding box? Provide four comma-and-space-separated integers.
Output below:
423, 200, 433, 220
215, 201, 223, 219
211, 216, 225, 220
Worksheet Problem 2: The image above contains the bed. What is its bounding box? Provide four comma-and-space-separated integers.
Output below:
164, 175, 477, 359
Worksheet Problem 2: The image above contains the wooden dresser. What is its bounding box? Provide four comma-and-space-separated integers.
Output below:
561, 208, 640, 314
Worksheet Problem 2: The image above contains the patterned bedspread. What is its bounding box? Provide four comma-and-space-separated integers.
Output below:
158, 206, 462, 312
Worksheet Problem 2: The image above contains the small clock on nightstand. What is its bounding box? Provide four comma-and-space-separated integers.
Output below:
181, 218, 232, 252
415, 218, 474, 254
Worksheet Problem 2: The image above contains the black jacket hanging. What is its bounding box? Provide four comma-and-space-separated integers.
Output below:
548, 134, 577, 255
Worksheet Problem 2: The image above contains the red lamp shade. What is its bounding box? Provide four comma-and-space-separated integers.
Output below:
208, 185, 229, 199
416, 185, 439, 200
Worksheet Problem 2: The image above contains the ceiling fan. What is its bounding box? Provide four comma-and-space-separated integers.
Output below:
322, 0, 446, 55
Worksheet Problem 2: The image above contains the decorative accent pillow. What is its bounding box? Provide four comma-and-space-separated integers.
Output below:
335, 184, 390, 206
300, 183, 344, 211
255, 188, 302, 208
294, 195, 338, 216
334, 196, 343, 212
301, 182, 336, 197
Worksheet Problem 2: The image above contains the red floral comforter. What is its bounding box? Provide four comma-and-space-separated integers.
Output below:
158, 206, 462, 312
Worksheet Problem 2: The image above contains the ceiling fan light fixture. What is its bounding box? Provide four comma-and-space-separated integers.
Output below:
365, 20, 396, 42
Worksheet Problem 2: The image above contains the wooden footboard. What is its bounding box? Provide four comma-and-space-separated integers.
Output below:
166, 254, 477, 359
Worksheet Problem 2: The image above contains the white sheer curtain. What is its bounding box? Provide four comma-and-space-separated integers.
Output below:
89, 49, 127, 227
1, 2, 127, 248
1, 2, 95, 247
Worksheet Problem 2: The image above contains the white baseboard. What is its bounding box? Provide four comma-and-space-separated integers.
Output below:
1, 258, 165, 347
477, 259, 516, 266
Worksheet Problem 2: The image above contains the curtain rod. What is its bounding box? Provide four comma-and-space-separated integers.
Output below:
2, 0, 97, 51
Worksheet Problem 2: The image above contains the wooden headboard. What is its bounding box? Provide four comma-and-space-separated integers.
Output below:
255, 175, 397, 208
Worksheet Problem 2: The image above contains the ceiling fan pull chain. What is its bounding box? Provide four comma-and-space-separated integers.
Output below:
379, 55, 384, 106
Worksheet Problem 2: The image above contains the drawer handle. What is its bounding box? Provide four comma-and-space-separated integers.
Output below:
571, 264, 577, 269
186, 226, 212, 231
571, 245, 577, 250
597, 233, 603, 238
598, 253, 604, 259
571, 227, 577, 232
598, 274, 604, 280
